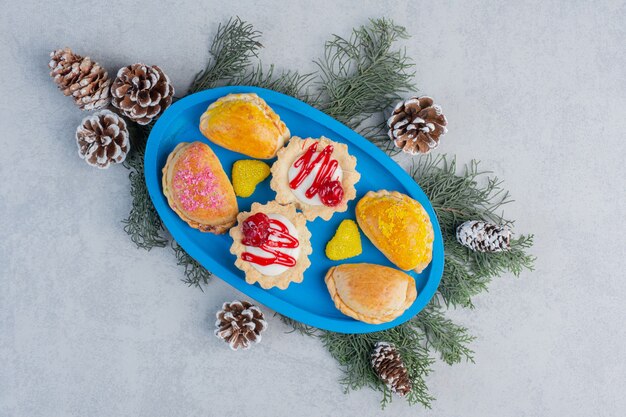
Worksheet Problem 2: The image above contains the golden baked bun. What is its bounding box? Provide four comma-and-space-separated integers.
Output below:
162, 141, 238, 234
325, 263, 417, 324
199, 93, 290, 159
356, 190, 434, 272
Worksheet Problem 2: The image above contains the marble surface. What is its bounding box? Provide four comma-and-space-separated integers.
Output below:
1, 1, 625, 416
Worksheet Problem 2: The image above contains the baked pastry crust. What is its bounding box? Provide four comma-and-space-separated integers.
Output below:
356, 190, 434, 272
162, 142, 238, 234
270, 136, 360, 221
230, 201, 312, 290
199, 93, 290, 159
325, 263, 417, 324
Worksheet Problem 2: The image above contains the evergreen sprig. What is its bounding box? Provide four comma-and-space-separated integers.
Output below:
122, 122, 168, 250
411, 156, 511, 237
321, 322, 435, 409
278, 314, 319, 336
232, 63, 317, 104
411, 155, 536, 308
189, 17, 263, 94
172, 241, 213, 289
413, 304, 475, 365
317, 18, 414, 127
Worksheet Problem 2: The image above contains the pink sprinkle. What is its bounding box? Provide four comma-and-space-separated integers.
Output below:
173, 165, 223, 212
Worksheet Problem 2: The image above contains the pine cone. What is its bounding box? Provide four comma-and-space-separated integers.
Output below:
48, 48, 111, 110
456, 220, 511, 252
388, 96, 448, 155
371, 342, 412, 396
75, 110, 129, 169
111, 63, 174, 125
215, 300, 267, 350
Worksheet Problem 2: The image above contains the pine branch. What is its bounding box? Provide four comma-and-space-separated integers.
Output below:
473, 234, 536, 277
321, 324, 435, 408
317, 18, 415, 128
357, 120, 402, 155
189, 17, 262, 94
437, 248, 489, 309
172, 241, 213, 290
231, 63, 317, 105
277, 314, 319, 336
411, 155, 511, 237
411, 154, 535, 308
414, 304, 475, 365
122, 122, 168, 250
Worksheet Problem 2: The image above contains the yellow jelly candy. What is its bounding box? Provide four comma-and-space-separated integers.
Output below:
232, 160, 271, 198
325, 219, 362, 261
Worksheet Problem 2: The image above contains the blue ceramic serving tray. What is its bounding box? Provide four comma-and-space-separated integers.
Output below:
145, 86, 444, 333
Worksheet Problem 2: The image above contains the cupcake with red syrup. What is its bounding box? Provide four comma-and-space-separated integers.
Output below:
270, 136, 360, 221
229, 201, 312, 290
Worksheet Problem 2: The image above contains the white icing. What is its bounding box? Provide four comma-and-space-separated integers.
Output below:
287, 152, 343, 206
244, 214, 301, 277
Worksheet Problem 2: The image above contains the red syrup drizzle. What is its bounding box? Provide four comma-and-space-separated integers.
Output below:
241, 213, 299, 267
289, 142, 344, 207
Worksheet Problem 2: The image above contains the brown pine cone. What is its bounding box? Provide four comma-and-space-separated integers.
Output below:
371, 342, 412, 396
75, 110, 129, 169
388, 96, 448, 155
48, 48, 111, 110
111, 63, 174, 125
215, 300, 267, 350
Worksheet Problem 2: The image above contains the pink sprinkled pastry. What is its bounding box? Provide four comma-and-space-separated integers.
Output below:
162, 141, 238, 234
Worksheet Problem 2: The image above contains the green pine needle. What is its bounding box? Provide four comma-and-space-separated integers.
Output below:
414, 304, 475, 365
172, 241, 213, 290
231, 63, 317, 105
317, 18, 415, 127
277, 314, 319, 336
189, 17, 263, 94
411, 155, 511, 236
321, 323, 435, 409
122, 122, 168, 250
411, 154, 536, 308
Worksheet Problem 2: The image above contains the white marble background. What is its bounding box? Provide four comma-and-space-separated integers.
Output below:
1, 1, 625, 416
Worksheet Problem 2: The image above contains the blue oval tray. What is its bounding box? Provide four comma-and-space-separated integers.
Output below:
144, 86, 444, 333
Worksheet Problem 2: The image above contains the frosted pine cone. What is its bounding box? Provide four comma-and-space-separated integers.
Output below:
388, 96, 448, 155
111, 63, 174, 125
75, 110, 129, 169
48, 48, 111, 110
215, 300, 267, 350
456, 220, 511, 252
371, 342, 412, 396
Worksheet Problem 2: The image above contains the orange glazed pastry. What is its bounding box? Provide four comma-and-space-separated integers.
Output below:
162, 142, 238, 234
356, 190, 434, 273
325, 263, 417, 324
199, 93, 290, 159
